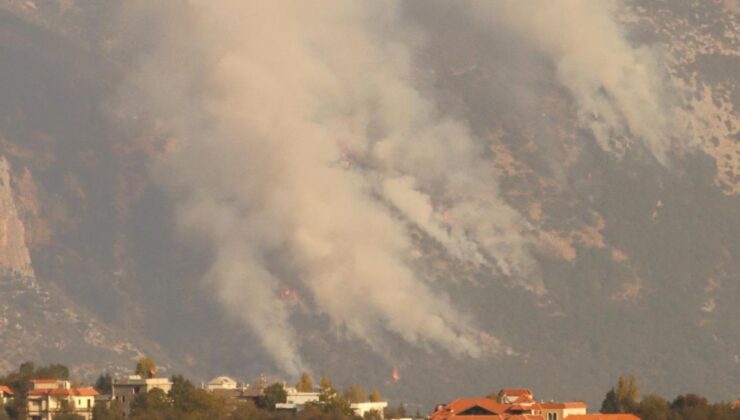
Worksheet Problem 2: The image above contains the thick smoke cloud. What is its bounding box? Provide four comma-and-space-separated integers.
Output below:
122, 0, 681, 375
125, 0, 539, 374
466, 0, 680, 165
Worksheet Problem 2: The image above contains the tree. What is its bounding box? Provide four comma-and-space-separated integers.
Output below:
369, 389, 382, 403
130, 388, 170, 419
134, 357, 158, 378
670, 394, 711, 420
638, 394, 669, 420
601, 388, 620, 414
601, 375, 639, 413
318, 375, 337, 403
92, 401, 125, 420
0, 405, 9, 420
616, 375, 639, 413
319, 394, 353, 416
296, 373, 313, 392
95, 373, 113, 394
229, 400, 265, 420
259, 383, 287, 411
35, 363, 70, 380
344, 384, 366, 403
169, 374, 227, 419
319, 375, 333, 392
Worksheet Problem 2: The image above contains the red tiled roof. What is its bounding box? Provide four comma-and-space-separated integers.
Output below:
27, 387, 99, 397
430, 398, 547, 420
0, 385, 13, 395
567, 415, 640, 420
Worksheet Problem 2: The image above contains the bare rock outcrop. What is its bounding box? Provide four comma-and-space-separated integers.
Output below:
0, 156, 33, 277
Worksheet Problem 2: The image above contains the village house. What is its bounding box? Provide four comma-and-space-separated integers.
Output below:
206, 375, 238, 391
350, 401, 389, 418
26, 379, 98, 420
203, 375, 265, 404
0, 385, 13, 405
112, 375, 173, 417
429, 389, 602, 420
275, 386, 321, 412
532, 402, 588, 420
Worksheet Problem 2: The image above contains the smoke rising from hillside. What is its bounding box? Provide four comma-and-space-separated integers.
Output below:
466, 0, 680, 165
125, 0, 539, 374
122, 0, 679, 374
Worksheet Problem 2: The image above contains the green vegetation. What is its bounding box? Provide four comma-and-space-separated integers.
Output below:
94, 373, 113, 394
600, 375, 740, 420
134, 357, 158, 379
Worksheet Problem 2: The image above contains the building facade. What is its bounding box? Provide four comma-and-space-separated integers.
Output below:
111, 375, 173, 417
26, 379, 97, 420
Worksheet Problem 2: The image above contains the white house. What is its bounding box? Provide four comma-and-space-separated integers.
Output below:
275, 387, 321, 411
351, 401, 388, 418
206, 376, 238, 391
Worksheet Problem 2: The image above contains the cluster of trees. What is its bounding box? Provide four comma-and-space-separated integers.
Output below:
600, 375, 740, 420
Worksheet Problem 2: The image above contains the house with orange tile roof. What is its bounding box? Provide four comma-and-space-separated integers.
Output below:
429, 397, 545, 420
26, 379, 98, 420
431, 389, 591, 420
0, 385, 14, 405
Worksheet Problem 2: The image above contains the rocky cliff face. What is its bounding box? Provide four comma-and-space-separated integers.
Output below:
0, 157, 33, 277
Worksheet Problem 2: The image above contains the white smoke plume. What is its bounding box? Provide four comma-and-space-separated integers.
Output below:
122, 0, 548, 374
466, 0, 680, 165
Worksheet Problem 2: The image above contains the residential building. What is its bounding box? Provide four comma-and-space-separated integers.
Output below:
430, 397, 544, 420
0, 385, 13, 405
26, 379, 97, 420
431, 389, 590, 420
532, 402, 588, 420
275, 387, 321, 411
112, 375, 173, 417
206, 376, 238, 391
351, 401, 389, 418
